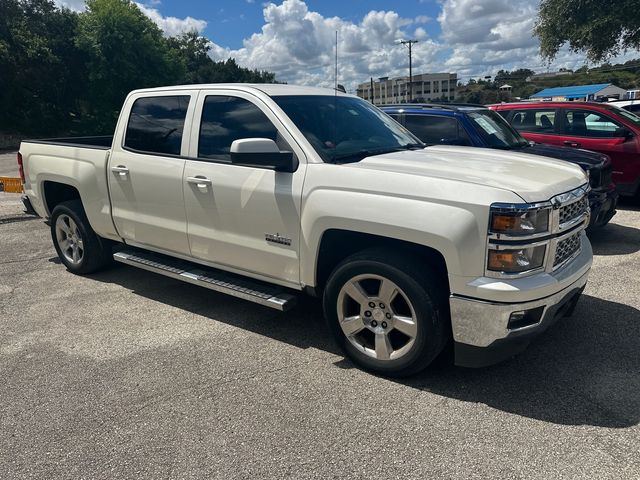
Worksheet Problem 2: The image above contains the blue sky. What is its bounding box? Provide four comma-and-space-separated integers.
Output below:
56, 0, 640, 91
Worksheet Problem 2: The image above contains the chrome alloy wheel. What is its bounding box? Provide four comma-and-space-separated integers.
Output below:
55, 214, 84, 266
337, 274, 418, 361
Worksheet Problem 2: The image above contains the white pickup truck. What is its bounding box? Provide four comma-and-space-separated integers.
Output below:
19, 84, 592, 376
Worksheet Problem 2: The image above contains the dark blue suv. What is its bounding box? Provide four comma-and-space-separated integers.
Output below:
381, 104, 618, 229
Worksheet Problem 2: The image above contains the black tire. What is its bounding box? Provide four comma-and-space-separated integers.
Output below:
50, 200, 113, 274
323, 248, 450, 377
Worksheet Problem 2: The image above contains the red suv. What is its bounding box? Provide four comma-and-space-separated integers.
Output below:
490, 102, 640, 198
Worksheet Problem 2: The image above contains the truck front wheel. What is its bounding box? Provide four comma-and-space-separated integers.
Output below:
323, 249, 449, 377
50, 200, 113, 274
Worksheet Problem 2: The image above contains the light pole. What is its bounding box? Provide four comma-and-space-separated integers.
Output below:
399, 39, 418, 102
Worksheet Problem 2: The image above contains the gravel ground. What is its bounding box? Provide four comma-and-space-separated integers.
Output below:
1, 151, 639, 479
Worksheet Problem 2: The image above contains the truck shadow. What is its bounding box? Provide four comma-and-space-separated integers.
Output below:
588, 223, 640, 255
389, 293, 640, 428
89, 264, 639, 429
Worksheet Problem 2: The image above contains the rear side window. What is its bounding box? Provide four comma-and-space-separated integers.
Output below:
125, 96, 190, 155
198, 96, 279, 160
509, 109, 557, 134
404, 115, 471, 145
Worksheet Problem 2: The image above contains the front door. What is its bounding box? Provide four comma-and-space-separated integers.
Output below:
108, 92, 196, 255
183, 91, 306, 286
558, 108, 639, 187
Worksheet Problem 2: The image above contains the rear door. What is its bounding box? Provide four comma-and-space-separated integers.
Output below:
108, 91, 197, 255
506, 107, 563, 146
558, 107, 639, 187
182, 90, 306, 287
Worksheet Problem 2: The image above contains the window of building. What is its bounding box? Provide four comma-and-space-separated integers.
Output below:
125, 95, 190, 155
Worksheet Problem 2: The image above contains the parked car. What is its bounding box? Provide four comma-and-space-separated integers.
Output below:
19, 84, 592, 375
609, 99, 640, 114
490, 101, 640, 199
382, 104, 617, 229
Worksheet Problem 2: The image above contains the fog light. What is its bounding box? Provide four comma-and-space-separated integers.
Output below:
508, 306, 544, 330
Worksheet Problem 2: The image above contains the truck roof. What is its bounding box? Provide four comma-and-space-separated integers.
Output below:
129, 83, 350, 97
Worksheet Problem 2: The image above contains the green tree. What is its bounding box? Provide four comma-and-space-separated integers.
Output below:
168, 32, 277, 85
535, 0, 640, 62
0, 0, 83, 134
76, 0, 185, 131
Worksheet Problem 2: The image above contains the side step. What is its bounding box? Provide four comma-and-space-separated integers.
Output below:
113, 249, 297, 311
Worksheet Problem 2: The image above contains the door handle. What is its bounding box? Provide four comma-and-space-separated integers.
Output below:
186, 176, 212, 187
111, 165, 129, 175
563, 141, 581, 148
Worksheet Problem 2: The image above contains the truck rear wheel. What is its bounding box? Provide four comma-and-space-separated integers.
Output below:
323, 249, 449, 377
50, 200, 113, 274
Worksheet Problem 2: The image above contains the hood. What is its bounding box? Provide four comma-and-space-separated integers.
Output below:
351, 145, 588, 203
520, 143, 608, 170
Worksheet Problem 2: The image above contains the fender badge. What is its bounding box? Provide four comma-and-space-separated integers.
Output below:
265, 233, 292, 246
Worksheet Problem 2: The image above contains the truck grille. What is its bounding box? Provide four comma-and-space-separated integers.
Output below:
554, 232, 581, 268
559, 197, 588, 226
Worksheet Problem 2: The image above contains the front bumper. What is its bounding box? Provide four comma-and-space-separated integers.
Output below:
587, 185, 618, 229
449, 233, 592, 368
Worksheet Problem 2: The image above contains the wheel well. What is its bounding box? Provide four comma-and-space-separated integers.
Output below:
43, 181, 80, 215
315, 229, 449, 295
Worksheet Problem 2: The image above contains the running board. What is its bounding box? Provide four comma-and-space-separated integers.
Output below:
113, 249, 297, 311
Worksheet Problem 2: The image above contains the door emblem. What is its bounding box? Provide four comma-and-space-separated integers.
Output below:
265, 233, 292, 246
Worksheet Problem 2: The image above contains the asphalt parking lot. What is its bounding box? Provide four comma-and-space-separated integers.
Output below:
1, 151, 639, 479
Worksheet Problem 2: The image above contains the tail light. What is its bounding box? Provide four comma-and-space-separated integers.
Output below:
17, 152, 25, 183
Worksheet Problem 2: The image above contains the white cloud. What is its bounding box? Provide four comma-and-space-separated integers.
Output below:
53, 0, 640, 91
136, 4, 208, 36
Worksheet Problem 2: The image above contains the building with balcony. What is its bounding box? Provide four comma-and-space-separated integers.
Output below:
356, 73, 458, 105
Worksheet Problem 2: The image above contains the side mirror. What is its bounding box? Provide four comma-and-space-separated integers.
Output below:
616, 127, 633, 139
230, 138, 298, 172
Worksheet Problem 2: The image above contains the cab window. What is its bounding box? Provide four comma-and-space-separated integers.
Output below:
509, 109, 557, 134
198, 96, 280, 161
562, 109, 623, 137
125, 96, 190, 155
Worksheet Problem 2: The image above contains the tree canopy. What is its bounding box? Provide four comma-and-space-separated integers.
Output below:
0, 0, 277, 136
535, 0, 640, 62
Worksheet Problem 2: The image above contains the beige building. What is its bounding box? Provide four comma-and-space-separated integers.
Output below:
356, 73, 458, 105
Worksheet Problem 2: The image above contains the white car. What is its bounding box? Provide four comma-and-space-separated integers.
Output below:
18, 84, 592, 376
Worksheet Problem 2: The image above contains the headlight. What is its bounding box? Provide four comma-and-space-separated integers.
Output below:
489, 206, 549, 236
487, 245, 546, 274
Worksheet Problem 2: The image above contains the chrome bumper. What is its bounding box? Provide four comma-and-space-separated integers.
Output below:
450, 270, 588, 349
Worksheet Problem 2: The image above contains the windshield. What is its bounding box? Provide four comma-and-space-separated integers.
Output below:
608, 104, 640, 128
272, 95, 423, 163
467, 110, 529, 149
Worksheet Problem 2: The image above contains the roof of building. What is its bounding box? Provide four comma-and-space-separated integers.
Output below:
531, 83, 612, 99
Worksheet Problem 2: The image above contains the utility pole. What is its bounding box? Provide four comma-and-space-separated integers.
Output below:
399, 39, 418, 102
370, 77, 374, 104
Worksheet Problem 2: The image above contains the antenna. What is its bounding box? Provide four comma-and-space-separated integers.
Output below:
334, 30, 338, 91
